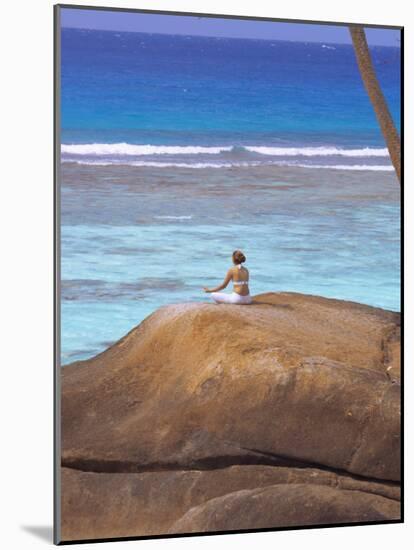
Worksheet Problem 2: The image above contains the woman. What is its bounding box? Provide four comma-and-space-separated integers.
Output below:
203, 250, 252, 305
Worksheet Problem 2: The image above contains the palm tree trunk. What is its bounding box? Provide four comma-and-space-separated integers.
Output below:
349, 26, 401, 183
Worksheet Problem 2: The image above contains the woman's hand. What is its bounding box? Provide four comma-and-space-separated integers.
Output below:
203, 270, 233, 294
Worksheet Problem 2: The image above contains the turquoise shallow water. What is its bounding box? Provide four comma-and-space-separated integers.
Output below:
61, 163, 400, 364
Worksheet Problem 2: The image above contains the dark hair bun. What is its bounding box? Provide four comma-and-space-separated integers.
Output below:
233, 250, 246, 264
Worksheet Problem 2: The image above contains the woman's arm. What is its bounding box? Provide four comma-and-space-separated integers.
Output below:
203, 269, 233, 293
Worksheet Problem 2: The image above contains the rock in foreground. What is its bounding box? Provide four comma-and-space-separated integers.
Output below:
61, 292, 401, 540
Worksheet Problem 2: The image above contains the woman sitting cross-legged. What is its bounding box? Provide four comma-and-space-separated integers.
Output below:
203, 250, 252, 305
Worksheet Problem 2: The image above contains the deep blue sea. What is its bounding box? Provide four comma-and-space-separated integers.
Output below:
60, 28, 401, 364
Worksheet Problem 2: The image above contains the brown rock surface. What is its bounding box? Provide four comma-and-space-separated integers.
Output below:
61, 465, 399, 540
170, 484, 399, 534
60, 292, 401, 540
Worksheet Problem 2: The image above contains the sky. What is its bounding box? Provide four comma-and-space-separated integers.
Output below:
60, 8, 401, 47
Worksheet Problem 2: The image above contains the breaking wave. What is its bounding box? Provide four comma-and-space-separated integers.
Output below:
62, 143, 388, 158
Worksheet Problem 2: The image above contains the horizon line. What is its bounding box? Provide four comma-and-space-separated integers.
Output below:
61, 26, 401, 47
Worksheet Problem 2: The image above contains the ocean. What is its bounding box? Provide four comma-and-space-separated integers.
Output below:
60, 27, 401, 364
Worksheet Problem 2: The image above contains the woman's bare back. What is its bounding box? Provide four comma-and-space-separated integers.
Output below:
231, 265, 250, 296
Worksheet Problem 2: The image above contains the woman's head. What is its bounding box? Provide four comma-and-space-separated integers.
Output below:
232, 250, 246, 265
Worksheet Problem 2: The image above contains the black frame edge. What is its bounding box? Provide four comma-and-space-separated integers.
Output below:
53, 3, 62, 546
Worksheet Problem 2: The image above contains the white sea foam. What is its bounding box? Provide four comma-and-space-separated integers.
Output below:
66, 160, 256, 168
154, 215, 193, 220
63, 159, 393, 171
295, 164, 394, 171
62, 143, 389, 158
61, 143, 233, 155
244, 146, 388, 157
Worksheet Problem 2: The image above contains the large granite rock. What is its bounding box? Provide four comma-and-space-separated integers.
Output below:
61, 465, 400, 540
60, 292, 401, 540
170, 483, 399, 534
